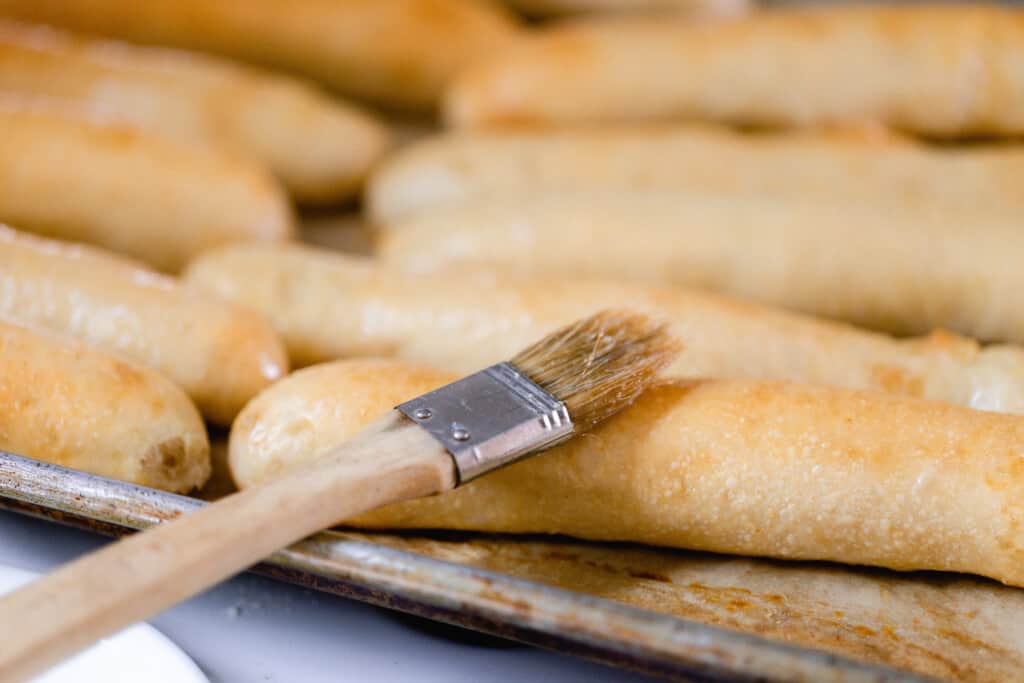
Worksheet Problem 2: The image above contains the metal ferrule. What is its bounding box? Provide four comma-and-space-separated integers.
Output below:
396, 362, 573, 484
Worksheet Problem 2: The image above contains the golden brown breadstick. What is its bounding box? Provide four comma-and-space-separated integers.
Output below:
0, 0, 520, 111
183, 243, 1024, 414
0, 226, 288, 425
502, 0, 748, 18
375, 192, 1024, 343
230, 358, 1024, 587
445, 5, 1024, 136
0, 319, 209, 492
0, 21, 389, 204
367, 127, 1024, 223
0, 105, 294, 271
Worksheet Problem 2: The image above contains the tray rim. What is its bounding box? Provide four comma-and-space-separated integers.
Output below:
0, 450, 935, 683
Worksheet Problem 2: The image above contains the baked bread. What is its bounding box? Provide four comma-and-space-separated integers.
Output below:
0, 0, 521, 111
0, 21, 389, 204
376, 192, 1024, 343
230, 358, 1024, 588
184, 243, 1024, 414
367, 126, 1024, 223
0, 319, 209, 492
0, 226, 288, 425
0, 105, 294, 271
446, 4, 1024, 136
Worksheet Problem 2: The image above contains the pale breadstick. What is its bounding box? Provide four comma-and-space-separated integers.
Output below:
445, 5, 1024, 136
0, 21, 389, 204
0, 226, 288, 425
183, 243, 1024, 414
0, 0, 520, 111
367, 127, 1024, 223
0, 320, 209, 492
502, 0, 748, 18
0, 106, 294, 271
229, 358, 1024, 587
376, 192, 1024, 343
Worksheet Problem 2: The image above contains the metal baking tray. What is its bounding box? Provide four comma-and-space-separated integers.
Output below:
8, 451, 1023, 682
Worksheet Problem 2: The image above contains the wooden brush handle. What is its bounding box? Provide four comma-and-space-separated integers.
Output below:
0, 411, 455, 683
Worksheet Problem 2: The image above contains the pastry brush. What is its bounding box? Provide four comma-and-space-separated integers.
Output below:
0, 309, 680, 682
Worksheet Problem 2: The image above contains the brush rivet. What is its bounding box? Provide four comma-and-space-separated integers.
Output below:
413, 408, 432, 420
451, 427, 471, 441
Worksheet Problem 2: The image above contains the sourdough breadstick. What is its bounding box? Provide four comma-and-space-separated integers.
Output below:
376, 193, 1024, 343
445, 5, 1024, 136
0, 0, 520, 111
0, 320, 209, 492
367, 127, 1024, 223
0, 21, 389, 204
184, 243, 1024, 414
0, 106, 294, 271
0, 226, 288, 425
502, 0, 748, 18
230, 358, 1024, 587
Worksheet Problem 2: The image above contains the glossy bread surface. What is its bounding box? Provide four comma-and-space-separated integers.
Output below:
0, 106, 294, 271
0, 320, 209, 492
0, 21, 389, 203
0, 0, 520, 110
446, 4, 1024, 135
367, 126, 1024, 223
185, 243, 1024, 415
0, 226, 288, 424
231, 358, 1024, 587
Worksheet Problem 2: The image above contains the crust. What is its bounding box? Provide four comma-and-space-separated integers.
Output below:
229, 357, 1024, 587
0, 20, 390, 203
377, 192, 1024, 343
445, 5, 1024, 135
0, 0, 521, 110
185, 242, 1024, 415
367, 126, 1024, 223
0, 320, 209, 491
0, 225, 288, 424
0, 105, 294, 270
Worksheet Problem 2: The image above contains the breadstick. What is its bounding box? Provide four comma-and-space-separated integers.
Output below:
229, 358, 1024, 587
445, 4, 1024, 136
0, 105, 294, 271
375, 192, 1024, 343
0, 21, 389, 204
367, 126, 1024, 223
0, 226, 288, 425
0, 0, 520, 111
502, 0, 748, 18
183, 243, 1024, 414
0, 320, 209, 492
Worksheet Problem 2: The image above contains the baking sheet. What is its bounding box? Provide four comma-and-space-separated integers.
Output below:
6, 449, 1017, 682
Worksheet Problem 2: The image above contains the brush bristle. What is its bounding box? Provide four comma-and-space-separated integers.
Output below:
509, 310, 681, 431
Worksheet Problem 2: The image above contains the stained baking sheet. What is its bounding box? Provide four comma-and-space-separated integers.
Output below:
6, 450, 1018, 682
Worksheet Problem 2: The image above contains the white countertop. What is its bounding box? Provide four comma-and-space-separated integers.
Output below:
0, 510, 659, 682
